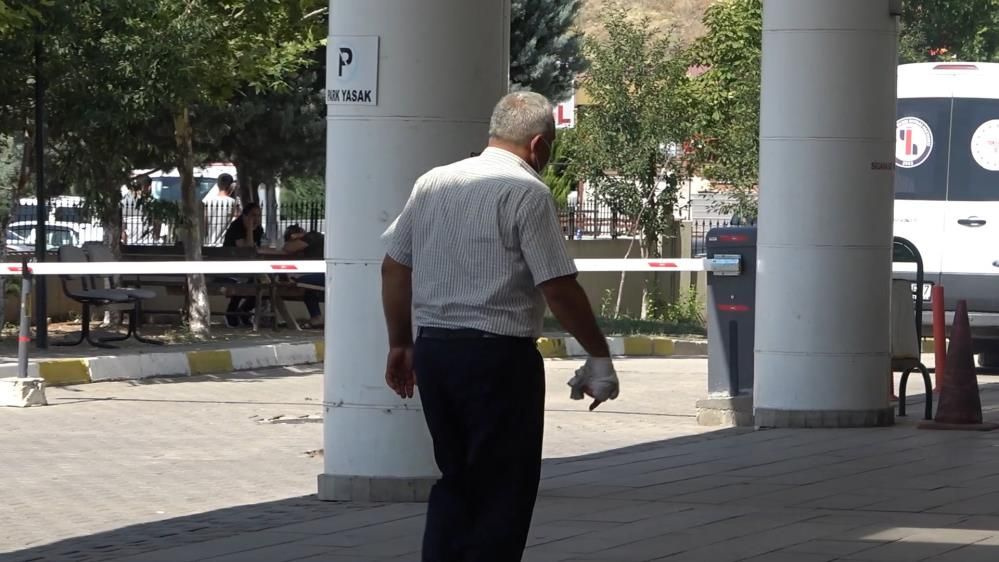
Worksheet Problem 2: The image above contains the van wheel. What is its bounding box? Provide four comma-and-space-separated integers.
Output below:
978, 351, 999, 369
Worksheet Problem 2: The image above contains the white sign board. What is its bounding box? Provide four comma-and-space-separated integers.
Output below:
554, 95, 575, 129
326, 35, 379, 106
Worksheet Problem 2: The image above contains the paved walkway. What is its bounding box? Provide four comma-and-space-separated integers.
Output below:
2, 359, 999, 561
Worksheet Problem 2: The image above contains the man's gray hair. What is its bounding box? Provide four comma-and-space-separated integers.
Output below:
488, 91, 555, 146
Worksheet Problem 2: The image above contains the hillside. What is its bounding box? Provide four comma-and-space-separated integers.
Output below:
579, 0, 715, 45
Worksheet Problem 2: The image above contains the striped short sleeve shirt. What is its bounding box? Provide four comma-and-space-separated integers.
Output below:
382, 147, 577, 338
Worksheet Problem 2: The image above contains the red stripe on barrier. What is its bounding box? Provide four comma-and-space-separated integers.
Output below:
270, 265, 299, 271
647, 261, 679, 269
18, 336, 30, 343
718, 235, 748, 243
717, 304, 750, 313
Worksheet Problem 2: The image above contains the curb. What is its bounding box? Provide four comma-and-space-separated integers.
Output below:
2, 336, 705, 387
0, 340, 326, 387
537, 336, 707, 359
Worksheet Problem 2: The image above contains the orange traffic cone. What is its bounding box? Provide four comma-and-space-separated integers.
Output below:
920, 300, 999, 431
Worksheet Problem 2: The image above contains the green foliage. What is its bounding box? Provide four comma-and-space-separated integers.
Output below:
281, 175, 325, 206
680, 0, 761, 221
572, 6, 689, 255
645, 288, 704, 328
510, 0, 587, 102
900, 1, 999, 63
0, 0, 46, 36
543, 312, 705, 337
542, 129, 578, 208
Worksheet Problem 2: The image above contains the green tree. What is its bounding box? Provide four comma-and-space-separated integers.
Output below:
108, 0, 324, 336
542, 128, 578, 208
900, 1, 999, 63
573, 9, 687, 255
681, 0, 761, 221
510, 0, 587, 101
572, 9, 689, 317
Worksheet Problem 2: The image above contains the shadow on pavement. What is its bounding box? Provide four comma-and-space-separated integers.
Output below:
8, 407, 999, 562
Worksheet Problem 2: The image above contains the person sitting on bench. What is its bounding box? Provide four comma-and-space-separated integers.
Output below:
279, 225, 325, 329
222, 203, 264, 327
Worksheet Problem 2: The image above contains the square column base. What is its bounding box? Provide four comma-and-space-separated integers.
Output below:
318, 474, 437, 502
755, 407, 894, 428
0, 377, 47, 408
696, 395, 755, 427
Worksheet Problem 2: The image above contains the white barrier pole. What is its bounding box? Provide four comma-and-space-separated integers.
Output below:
754, 0, 898, 427
320, 0, 510, 501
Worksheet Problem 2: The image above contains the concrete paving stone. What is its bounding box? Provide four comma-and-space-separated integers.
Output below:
921, 543, 999, 562
564, 501, 691, 524
526, 521, 620, 548
613, 475, 757, 502
783, 539, 887, 557
737, 553, 838, 562
835, 540, 967, 562
196, 543, 334, 562
652, 521, 851, 562
859, 486, 988, 513
668, 483, 793, 505
334, 535, 421, 558
100, 530, 310, 562
929, 491, 999, 516
532, 506, 754, 555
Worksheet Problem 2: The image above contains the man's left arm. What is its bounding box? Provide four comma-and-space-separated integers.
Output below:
381, 256, 414, 350
380, 182, 420, 398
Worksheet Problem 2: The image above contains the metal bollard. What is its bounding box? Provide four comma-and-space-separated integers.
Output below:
17, 259, 32, 378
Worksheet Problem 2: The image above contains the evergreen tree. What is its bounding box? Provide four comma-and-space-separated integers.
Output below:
510, 0, 586, 102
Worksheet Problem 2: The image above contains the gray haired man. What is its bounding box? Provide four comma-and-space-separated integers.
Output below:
381, 91, 619, 561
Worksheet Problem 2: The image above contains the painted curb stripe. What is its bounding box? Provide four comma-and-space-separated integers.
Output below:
38, 359, 91, 386
187, 350, 234, 375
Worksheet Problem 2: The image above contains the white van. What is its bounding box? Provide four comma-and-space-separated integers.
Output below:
895, 62, 999, 364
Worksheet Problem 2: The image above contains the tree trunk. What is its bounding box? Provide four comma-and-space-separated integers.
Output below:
100, 190, 125, 327
234, 160, 258, 205
174, 107, 210, 338
262, 173, 279, 243
613, 236, 638, 318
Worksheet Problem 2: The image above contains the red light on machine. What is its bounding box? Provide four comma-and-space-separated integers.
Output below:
717, 304, 750, 313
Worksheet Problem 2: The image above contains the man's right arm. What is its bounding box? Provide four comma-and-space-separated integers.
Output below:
539, 275, 610, 358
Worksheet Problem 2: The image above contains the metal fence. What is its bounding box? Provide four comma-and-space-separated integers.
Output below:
557, 203, 638, 240
125, 199, 326, 246
689, 218, 729, 256
7, 200, 326, 251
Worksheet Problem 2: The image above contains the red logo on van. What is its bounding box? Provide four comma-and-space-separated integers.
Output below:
896, 117, 934, 169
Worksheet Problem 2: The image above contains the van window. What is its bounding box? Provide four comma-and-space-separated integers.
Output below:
154, 177, 219, 202
895, 98, 950, 201
946, 98, 999, 201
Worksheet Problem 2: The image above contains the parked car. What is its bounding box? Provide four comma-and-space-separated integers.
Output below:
13, 196, 104, 244
6, 222, 81, 252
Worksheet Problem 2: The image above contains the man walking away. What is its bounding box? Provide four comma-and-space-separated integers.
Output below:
381, 91, 620, 562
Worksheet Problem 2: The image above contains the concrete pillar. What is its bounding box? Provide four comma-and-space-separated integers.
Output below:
754, 0, 899, 427
319, 1, 510, 501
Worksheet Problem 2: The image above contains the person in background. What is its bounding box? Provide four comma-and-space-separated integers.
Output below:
121, 175, 155, 245
203, 173, 240, 246
221, 203, 264, 327
278, 225, 325, 329
380, 91, 620, 561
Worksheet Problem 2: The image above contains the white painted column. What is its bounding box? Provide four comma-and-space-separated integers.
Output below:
320, 1, 510, 501
754, 0, 899, 427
